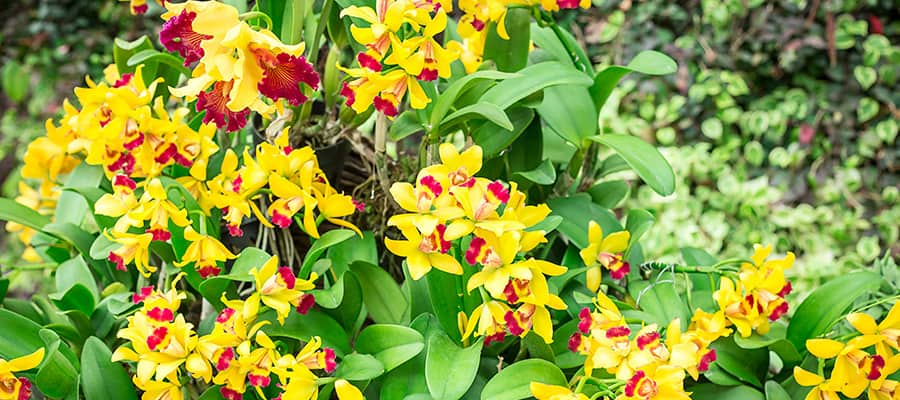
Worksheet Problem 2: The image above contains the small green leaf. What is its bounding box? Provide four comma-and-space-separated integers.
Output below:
786, 271, 882, 350
426, 333, 483, 400
709, 336, 768, 388
480, 359, 567, 400
857, 97, 880, 123
441, 103, 513, 132
548, 194, 622, 248
590, 50, 676, 112
327, 230, 377, 277
35, 329, 79, 398
335, 353, 385, 380
356, 324, 425, 372
512, 158, 556, 185
681, 247, 718, 266
81, 337, 138, 400
113, 36, 155, 74
587, 180, 629, 208
50, 284, 96, 317
701, 117, 724, 140
349, 261, 409, 324
588, 134, 676, 196
127, 49, 191, 76
853, 65, 877, 90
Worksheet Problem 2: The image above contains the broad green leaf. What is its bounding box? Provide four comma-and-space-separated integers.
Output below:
765, 381, 792, 400
512, 158, 556, 185
681, 247, 718, 266
548, 194, 622, 248
113, 36, 154, 74
441, 102, 514, 132
624, 209, 654, 250
198, 387, 226, 400
480, 62, 593, 110
530, 24, 573, 67
50, 284, 96, 316
590, 50, 676, 113
280, 0, 308, 44
262, 309, 352, 356
335, 353, 385, 380
349, 261, 409, 324
311, 275, 345, 309
424, 268, 463, 342
300, 229, 356, 278
472, 108, 535, 157
710, 336, 768, 388
538, 85, 598, 146
1, 61, 28, 102
690, 384, 765, 400
588, 134, 676, 196
81, 337, 138, 400
55, 255, 100, 302
0, 197, 51, 231
786, 271, 882, 350
356, 324, 425, 372
587, 180, 629, 208
523, 332, 555, 362
480, 359, 567, 400
426, 333, 483, 400
482, 8, 530, 72
56, 163, 103, 226
628, 280, 691, 331
389, 110, 424, 140
327, 230, 377, 277
35, 329, 79, 398
430, 70, 520, 130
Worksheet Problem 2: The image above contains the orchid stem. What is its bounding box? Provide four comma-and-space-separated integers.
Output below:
375, 112, 391, 197
240, 11, 273, 30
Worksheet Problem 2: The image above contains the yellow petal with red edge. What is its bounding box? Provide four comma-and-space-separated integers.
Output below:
847, 312, 879, 334
806, 339, 844, 359
793, 367, 824, 386
335, 379, 364, 400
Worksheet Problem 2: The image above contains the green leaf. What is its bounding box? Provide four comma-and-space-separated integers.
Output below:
482, 7, 531, 72
199, 247, 271, 307
430, 70, 520, 130
1, 61, 29, 102
423, 268, 462, 342
389, 110, 424, 140
441, 102, 514, 132
681, 247, 718, 266
0, 197, 51, 231
127, 49, 191, 76
55, 255, 100, 302
710, 336, 768, 388
262, 309, 352, 356
512, 158, 556, 185
628, 280, 691, 330
765, 381, 791, 400
311, 275, 345, 308
335, 353, 385, 381
51, 284, 96, 317
701, 117, 724, 140
81, 337, 138, 400
480, 62, 593, 110
587, 134, 676, 196
113, 36, 154, 74
280, 0, 308, 44
857, 97, 880, 123
690, 384, 764, 400
587, 180, 630, 208
854, 65, 877, 90
426, 333, 483, 400
480, 359, 567, 400
624, 209, 654, 250
472, 108, 535, 157
0, 279, 7, 303
548, 194, 622, 248
590, 50, 676, 113
35, 329, 79, 398
349, 261, 409, 324
56, 163, 103, 226
42, 222, 96, 261
300, 229, 356, 278
356, 324, 425, 372
786, 271, 882, 350
538, 85, 598, 146
327, 231, 377, 277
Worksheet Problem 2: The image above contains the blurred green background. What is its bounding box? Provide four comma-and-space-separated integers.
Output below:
0, 0, 897, 295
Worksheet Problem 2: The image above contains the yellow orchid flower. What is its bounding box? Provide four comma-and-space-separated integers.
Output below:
431, 143, 483, 188
128, 179, 192, 241
22, 119, 79, 181
106, 229, 155, 277
250, 256, 317, 324
112, 313, 198, 386
160, 0, 241, 65
529, 382, 589, 400
794, 367, 842, 400
579, 221, 631, 291
136, 378, 183, 400
340, 0, 415, 58
620, 365, 691, 400
666, 319, 718, 380
868, 355, 900, 400
846, 301, 900, 359
174, 226, 237, 278
0, 348, 44, 400
383, 9, 460, 81
95, 175, 139, 218
806, 337, 887, 397
462, 300, 512, 345
385, 218, 467, 280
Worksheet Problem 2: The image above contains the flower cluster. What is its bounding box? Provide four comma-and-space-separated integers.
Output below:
339, 0, 460, 117
713, 244, 793, 337
160, 1, 319, 132
794, 301, 900, 400
554, 291, 731, 400
385, 143, 564, 344
456, 0, 591, 72
0, 349, 44, 400
579, 220, 631, 292
112, 267, 359, 400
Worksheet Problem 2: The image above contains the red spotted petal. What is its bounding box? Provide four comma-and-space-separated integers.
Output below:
254, 49, 319, 106
197, 81, 250, 133
159, 10, 212, 65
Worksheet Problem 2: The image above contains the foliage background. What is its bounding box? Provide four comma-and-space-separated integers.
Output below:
0, 0, 897, 296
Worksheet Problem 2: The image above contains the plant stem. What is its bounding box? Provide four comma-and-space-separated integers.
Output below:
375, 112, 391, 197
239, 11, 273, 30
